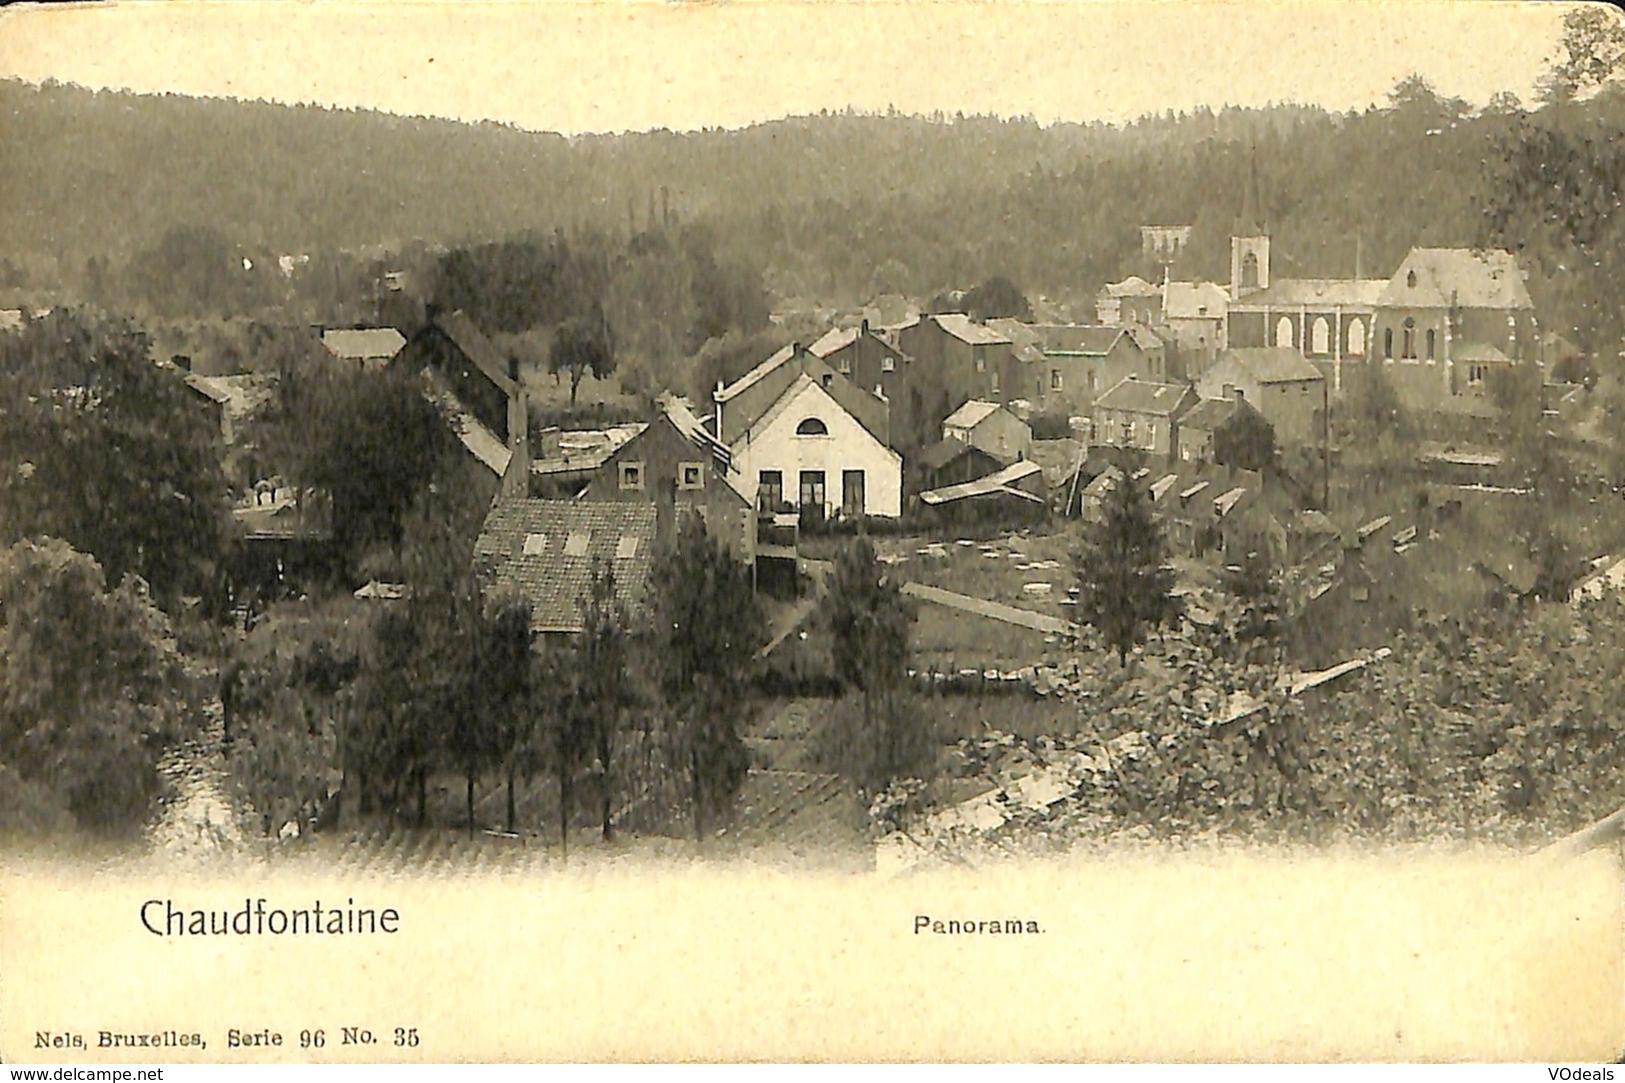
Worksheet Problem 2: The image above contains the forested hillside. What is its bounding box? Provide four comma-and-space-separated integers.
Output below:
4, 61, 1624, 354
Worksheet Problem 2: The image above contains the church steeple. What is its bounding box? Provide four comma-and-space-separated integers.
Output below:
1236, 145, 1267, 237
1230, 143, 1271, 300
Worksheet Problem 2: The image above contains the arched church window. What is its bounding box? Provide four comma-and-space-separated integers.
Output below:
1384, 328, 1394, 360
1402, 317, 1416, 360
1241, 251, 1260, 290
1426, 329, 1436, 361
1348, 318, 1365, 356
1276, 316, 1294, 349
1311, 317, 1330, 355
1407, 270, 1417, 289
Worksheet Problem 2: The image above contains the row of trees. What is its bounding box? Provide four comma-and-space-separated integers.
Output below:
224, 512, 768, 848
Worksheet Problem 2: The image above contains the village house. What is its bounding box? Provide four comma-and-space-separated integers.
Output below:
319, 326, 407, 368
894, 312, 1016, 409
1158, 281, 1231, 378
941, 399, 1032, 464
807, 321, 911, 411
1176, 393, 1274, 469
528, 424, 647, 498
714, 341, 891, 450
918, 459, 1047, 528
1091, 376, 1197, 458
723, 371, 903, 524
571, 397, 755, 563
995, 321, 1167, 413
1095, 276, 1163, 326
1196, 347, 1325, 447
472, 499, 659, 642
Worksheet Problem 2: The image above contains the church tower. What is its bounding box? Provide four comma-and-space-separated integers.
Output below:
1230, 148, 1270, 300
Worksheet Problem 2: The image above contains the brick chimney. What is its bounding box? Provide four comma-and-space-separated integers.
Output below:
503, 355, 529, 497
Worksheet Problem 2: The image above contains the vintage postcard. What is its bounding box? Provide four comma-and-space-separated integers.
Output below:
1, 0, 1623, 1064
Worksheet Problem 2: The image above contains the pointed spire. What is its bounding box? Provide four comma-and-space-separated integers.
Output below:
1237, 144, 1266, 237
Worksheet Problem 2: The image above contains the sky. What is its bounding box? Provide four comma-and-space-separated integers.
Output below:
0, 0, 1582, 134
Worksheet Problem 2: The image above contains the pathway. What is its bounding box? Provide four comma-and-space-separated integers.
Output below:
900, 581, 1079, 636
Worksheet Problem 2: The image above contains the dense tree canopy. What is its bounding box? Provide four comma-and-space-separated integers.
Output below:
0, 310, 232, 603
0, 538, 196, 837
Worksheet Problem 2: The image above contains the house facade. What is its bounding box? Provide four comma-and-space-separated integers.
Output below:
895, 313, 1016, 411
807, 321, 911, 409
1177, 394, 1273, 468
725, 373, 903, 522
578, 407, 755, 563
1004, 324, 1166, 414
941, 399, 1032, 464
1091, 376, 1197, 459
1196, 347, 1325, 446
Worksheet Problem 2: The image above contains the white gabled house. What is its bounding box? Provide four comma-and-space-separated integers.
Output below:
724, 372, 902, 522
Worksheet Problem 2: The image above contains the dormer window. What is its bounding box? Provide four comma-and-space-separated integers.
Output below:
796, 417, 829, 436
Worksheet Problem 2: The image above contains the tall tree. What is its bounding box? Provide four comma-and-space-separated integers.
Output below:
0, 538, 195, 837
0, 310, 231, 605
1072, 474, 1180, 667
576, 560, 636, 842
817, 538, 934, 796
648, 515, 767, 841
256, 360, 459, 576
550, 311, 616, 407
1538, 6, 1625, 106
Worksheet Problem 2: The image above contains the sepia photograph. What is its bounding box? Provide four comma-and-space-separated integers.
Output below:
1, 0, 1623, 1064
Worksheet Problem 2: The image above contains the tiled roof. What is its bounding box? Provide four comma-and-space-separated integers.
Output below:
1213, 347, 1325, 384
1377, 248, 1534, 310
435, 310, 516, 393
321, 327, 406, 361
473, 499, 658, 633
931, 313, 1011, 346
1163, 282, 1229, 320
1452, 341, 1512, 364
1095, 377, 1195, 416
1232, 278, 1387, 309
943, 399, 1003, 430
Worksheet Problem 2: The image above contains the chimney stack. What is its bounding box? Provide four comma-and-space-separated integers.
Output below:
503, 355, 530, 498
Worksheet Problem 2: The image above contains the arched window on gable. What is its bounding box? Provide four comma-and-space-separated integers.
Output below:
795, 417, 829, 436
1383, 328, 1394, 361
1276, 316, 1294, 349
1311, 317, 1330, 355
1407, 270, 1417, 288
1402, 317, 1416, 360
1348, 318, 1365, 356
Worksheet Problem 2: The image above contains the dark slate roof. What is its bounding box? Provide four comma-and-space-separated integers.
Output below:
1095, 377, 1195, 416
473, 499, 658, 633
1377, 247, 1535, 310
1036, 324, 1126, 356
1179, 397, 1246, 433
1231, 278, 1387, 309
435, 311, 516, 394
1214, 347, 1325, 384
